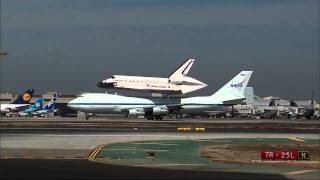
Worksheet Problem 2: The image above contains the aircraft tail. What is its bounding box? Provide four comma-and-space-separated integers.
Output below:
169, 58, 195, 82
12, 89, 35, 104
34, 98, 44, 109
43, 95, 57, 110
210, 71, 253, 104
23, 98, 44, 113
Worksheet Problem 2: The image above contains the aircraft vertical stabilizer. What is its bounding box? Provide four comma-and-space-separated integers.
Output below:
209, 71, 253, 104
12, 89, 35, 104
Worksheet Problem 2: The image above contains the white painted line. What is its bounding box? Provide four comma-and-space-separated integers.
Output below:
283, 170, 317, 175
288, 137, 305, 142
192, 139, 230, 143
101, 149, 171, 152
133, 164, 207, 167
130, 143, 178, 146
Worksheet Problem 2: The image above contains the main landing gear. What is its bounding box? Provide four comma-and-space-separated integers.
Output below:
146, 115, 163, 120
85, 113, 95, 120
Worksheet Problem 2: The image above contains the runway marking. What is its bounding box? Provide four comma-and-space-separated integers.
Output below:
0, 156, 86, 160
1, 134, 198, 138
101, 149, 171, 152
191, 139, 230, 143
88, 144, 106, 161
288, 137, 305, 142
133, 163, 207, 167
283, 170, 317, 175
130, 143, 178, 146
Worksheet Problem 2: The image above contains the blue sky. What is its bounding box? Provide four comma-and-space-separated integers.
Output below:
1, 0, 319, 99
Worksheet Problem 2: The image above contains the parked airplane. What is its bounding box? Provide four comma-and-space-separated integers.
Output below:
21, 96, 56, 116
0, 89, 35, 114
290, 100, 315, 119
33, 96, 57, 116
68, 71, 252, 120
97, 58, 207, 95
23, 98, 44, 113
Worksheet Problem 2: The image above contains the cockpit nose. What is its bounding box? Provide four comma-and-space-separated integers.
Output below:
97, 78, 116, 88
67, 99, 75, 109
67, 97, 81, 110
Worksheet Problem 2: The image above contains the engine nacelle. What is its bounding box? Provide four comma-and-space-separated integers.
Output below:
128, 108, 145, 117
153, 106, 169, 115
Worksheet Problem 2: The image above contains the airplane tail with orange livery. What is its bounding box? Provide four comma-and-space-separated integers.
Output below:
12, 89, 35, 104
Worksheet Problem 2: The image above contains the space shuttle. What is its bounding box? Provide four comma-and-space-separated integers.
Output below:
97, 58, 207, 95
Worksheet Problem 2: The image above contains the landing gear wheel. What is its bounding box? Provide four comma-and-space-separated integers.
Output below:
154, 115, 163, 120
147, 116, 154, 120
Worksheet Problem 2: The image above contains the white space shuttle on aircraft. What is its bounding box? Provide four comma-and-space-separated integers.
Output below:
68, 71, 253, 120
97, 59, 207, 95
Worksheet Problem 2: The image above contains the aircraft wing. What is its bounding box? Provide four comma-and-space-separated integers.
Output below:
222, 98, 246, 105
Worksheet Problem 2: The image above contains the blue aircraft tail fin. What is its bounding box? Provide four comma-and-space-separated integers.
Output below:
12, 89, 35, 104
43, 95, 57, 111
23, 98, 44, 113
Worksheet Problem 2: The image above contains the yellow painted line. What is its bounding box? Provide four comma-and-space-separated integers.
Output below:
0, 156, 86, 160
88, 144, 106, 161
101, 149, 171, 152
88, 146, 100, 160
283, 170, 317, 175
195, 128, 206, 132
288, 137, 305, 142
88, 145, 102, 159
133, 163, 207, 167
177, 127, 192, 131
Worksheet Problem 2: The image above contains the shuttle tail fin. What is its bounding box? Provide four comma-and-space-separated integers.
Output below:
169, 58, 195, 82
210, 71, 253, 104
12, 89, 35, 104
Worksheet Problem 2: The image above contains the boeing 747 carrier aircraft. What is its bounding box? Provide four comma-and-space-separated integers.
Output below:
68, 71, 252, 120
97, 58, 207, 95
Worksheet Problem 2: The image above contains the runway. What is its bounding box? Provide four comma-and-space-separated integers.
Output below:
1, 118, 319, 180
1, 117, 319, 133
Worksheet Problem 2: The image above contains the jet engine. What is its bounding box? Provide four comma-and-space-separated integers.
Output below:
128, 108, 145, 117
152, 106, 169, 115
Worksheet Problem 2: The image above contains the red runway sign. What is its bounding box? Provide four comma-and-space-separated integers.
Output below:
261, 150, 309, 160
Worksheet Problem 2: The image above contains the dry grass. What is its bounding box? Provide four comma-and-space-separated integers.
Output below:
199, 143, 320, 168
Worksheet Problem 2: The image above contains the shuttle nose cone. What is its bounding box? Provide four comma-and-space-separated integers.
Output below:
97, 79, 115, 89
97, 81, 106, 88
